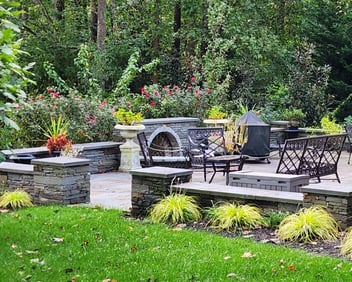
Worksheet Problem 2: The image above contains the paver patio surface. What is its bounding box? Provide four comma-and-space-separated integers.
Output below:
90, 151, 352, 211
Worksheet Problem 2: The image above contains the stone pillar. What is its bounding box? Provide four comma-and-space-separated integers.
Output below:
32, 157, 90, 205
130, 166, 193, 217
301, 184, 352, 229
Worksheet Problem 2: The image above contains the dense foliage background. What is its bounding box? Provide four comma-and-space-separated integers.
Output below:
1, 0, 352, 148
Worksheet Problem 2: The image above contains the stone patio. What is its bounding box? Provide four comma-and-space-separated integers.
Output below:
89, 150, 352, 211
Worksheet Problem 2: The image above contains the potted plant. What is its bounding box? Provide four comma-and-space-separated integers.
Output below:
203, 105, 229, 127
113, 108, 145, 171
283, 108, 305, 129
114, 108, 145, 138
43, 116, 72, 155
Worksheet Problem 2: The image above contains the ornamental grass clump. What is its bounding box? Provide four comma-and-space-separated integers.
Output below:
340, 228, 352, 259
0, 190, 33, 209
278, 206, 339, 242
207, 202, 264, 231
148, 193, 201, 224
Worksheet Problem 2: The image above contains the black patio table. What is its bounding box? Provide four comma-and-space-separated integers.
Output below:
206, 154, 244, 185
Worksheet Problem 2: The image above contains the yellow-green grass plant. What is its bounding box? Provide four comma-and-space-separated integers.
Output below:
341, 228, 352, 259
278, 206, 339, 242
207, 202, 264, 231
0, 189, 33, 209
148, 193, 201, 224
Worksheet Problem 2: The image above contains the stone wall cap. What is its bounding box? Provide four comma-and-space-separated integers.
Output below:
0, 162, 34, 173
177, 182, 303, 204
130, 166, 193, 178
1, 147, 48, 157
142, 117, 200, 125
300, 183, 352, 196
73, 141, 122, 151
231, 170, 310, 181
32, 156, 90, 167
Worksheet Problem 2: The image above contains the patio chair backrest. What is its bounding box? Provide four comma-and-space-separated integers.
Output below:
137, 132, 153, 167
187, 127, 226, 163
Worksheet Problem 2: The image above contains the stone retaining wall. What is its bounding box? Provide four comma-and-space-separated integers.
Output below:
130, 167, 352, 228
0, 157, 90, 205
1, 141, 121, 174
301, 184, 352, 229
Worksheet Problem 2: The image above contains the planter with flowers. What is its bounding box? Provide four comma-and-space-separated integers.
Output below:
114, 108, 145, 171
203, 105, 230, 127
43, 116, 72, 156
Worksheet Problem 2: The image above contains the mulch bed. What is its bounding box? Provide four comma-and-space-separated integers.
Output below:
186, 221, 346, 259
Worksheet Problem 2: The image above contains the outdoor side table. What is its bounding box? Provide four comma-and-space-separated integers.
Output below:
206, 155, 243, 185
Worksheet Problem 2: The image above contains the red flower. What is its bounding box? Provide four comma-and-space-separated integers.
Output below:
144, 93, 151, 99
52, 92, 59, 98
141, 87, 146, 94
190, 77, 196, 83
47, 88, 53, 93
206, 88, 211, 94
187, 86, 192, 90
153, 91, 159, 96
150, 102, 156, 107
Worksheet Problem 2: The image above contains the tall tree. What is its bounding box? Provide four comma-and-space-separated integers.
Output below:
97, 0, 106, 50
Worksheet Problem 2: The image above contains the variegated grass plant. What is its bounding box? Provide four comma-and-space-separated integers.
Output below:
0, 189, 33, 209
341, 228, 352, 259
148, 193, 201, 224
207, 202, 264, 231
278, 206, 339, 242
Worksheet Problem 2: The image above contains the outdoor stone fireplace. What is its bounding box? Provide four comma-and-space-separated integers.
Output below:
114, 117, 200, 155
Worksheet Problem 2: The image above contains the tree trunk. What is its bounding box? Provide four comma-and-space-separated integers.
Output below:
172, 0, 181, 83
55, 0, 65, 21
151, 0, 160, 83
90, 0, 98, 42
97, 0, 106, 50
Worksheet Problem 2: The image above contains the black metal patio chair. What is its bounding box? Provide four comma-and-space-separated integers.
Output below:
187, 127, 247, 183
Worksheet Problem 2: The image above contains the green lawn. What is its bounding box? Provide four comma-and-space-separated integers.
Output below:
0, 206, 351, 281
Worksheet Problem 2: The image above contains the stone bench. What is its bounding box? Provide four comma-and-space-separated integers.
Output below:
229, 170, 309, 192
175, 182, 303, 213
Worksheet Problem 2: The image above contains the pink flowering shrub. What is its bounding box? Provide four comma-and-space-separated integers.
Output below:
121, 79, 211, 119
10, 88, 115, 147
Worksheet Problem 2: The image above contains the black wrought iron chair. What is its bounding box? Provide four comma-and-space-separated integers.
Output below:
345, 124, 352, 164
137, 132, 191, 168
187, 127, 247, 184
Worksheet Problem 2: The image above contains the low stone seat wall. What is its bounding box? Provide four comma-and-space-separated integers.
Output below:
130, 168, 352, 228
0, 157, 90, 205
229, 170, 310, 192
1, 141, 122, 174
176, 182, 303, 213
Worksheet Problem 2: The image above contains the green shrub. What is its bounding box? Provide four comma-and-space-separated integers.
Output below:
0, 190, 33, 209
341, 228, 352, 259
9, 90, 115, 148
264, 210, 290, 228
149, 193, 201, 224
119, 81, 211, 120
207, 203, 264, 231
320, 116, 343, 134
278, 206, 339, 242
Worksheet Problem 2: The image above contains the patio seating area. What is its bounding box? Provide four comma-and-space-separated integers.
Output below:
89, 149, 352, 211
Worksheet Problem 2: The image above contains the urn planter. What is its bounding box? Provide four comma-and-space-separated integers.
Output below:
115, 124, 145, 171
